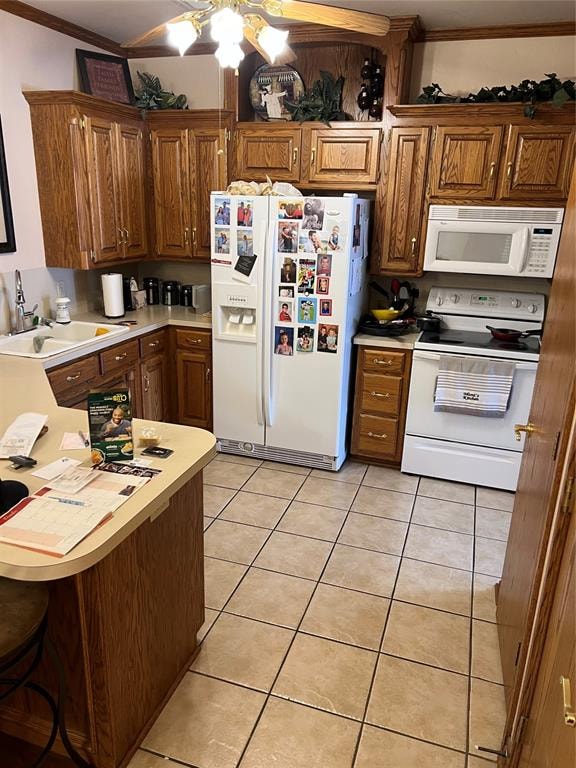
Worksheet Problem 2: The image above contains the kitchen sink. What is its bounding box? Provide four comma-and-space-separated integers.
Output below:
0, 321, 129, 358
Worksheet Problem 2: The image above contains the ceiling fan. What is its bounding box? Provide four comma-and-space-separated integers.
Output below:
122, 0, 391, 68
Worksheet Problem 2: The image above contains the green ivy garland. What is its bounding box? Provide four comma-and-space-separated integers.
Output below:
416, 73, 575, 118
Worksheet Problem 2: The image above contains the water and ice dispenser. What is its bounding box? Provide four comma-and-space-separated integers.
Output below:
213, 284, 257, 342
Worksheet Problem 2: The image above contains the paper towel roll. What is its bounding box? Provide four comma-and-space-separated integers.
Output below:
101, 273, 124, 318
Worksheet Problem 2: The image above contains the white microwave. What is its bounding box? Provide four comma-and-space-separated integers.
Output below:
424, 206, 564, 278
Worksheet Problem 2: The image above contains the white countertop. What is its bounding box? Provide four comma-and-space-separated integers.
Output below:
354, 332, 419, 350
0, 357, 216, 581
41, 306, 212, 369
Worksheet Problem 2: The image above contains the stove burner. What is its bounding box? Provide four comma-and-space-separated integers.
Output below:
496, 341, 528, 351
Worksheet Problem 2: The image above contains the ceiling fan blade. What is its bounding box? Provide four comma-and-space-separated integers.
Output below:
122, 12, 191, 48
267, 0, 390, 36
243, 17, 297, 65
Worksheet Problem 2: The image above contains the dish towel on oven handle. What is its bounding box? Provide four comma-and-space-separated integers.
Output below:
434, 355, 516, 418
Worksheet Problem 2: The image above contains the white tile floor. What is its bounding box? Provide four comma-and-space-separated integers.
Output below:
129, 456, 514, 768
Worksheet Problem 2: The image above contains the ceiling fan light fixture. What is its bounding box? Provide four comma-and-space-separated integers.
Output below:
167, 18, 199, 56
215, 41, 245, 69
256, 24, 288, 63
210, 7, 244, 44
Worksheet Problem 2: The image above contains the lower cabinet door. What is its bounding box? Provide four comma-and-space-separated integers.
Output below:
141, 353, 168, 422
176, 350, 212, 429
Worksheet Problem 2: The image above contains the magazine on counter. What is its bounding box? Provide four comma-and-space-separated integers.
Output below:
88, 390, 133, 464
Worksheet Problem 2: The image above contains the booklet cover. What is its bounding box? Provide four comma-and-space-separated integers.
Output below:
87, 390, 133, 464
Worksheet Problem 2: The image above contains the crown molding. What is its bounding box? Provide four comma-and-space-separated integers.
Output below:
0, 0, 124, 55
421, 20, 576, 42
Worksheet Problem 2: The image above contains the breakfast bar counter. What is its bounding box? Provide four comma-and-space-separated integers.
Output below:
0, 357, 216, 767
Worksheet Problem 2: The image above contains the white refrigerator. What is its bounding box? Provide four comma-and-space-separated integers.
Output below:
210, 193, 371, 470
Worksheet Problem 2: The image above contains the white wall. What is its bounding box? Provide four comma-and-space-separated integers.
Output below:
411, 36, 576, 100
128, 55, 222, 109
0, 10, 108, 327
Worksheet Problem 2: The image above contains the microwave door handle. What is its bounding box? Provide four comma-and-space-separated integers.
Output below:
512, 227, 530, 273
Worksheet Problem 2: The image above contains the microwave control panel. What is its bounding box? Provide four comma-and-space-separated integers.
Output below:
525, 227, 558, 275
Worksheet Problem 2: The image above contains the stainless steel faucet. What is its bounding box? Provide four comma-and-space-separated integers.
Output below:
14, 270, 26, 333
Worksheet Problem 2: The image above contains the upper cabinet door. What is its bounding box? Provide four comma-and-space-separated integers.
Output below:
190, 129, 227, 258
305, 128, 380, 184
429, 126, 503, 200
234, 127, 301, 182
499, 125, 575, 201
116, 123, 148, 259
84, 117, 123, 264
151, 129, 193, 259
379, 127, 430, 274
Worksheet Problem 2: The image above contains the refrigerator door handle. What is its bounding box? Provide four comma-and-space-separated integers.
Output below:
262, 215, 274, 428
255, 217, 265, 426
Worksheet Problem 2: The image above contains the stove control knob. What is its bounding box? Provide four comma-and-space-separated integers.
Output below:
511, 298, 521, 308
435, 296, 444, 306
527, 303, 538, 314
450, 294, 460, 304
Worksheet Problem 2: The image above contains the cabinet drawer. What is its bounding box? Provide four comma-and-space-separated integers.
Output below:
100, 340, 139, 376
139, 330, 167, 359
47, 355, 100, 399
356, 414, 398, 458
175, 329, 211, 351
359, 373, 402, 416
361, 348, 406, 375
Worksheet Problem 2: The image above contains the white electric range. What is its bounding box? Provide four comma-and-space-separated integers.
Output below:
401, 287, 544, 491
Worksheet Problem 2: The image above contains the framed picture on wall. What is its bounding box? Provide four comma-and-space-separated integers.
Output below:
76, 49, 135, 105
0, 117, 16, 254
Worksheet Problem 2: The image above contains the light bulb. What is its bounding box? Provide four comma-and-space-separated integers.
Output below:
257, 25, 288, 63
210, 8, 244, 44
167, 19, 198, 56
215, 42, 245, 69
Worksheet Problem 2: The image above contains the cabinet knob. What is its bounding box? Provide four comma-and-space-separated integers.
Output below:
561, 677, 576, 727
514, 422, 536, 441
117, 227, 125, 244
144, 374, 150, 393
206, 367, 211, 382
489, 161, 496, 178
506, 161, 513, 178
192, 227, 197, 246
148, 340, 160, 348
310, 147, 316, 166
123, 227, 129, 242
292, 146, 299, 165
184, 227, 190, 246
410, 237, 417, 256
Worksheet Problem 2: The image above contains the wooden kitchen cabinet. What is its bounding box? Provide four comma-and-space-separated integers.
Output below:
25, 92, 148, 269
174, 329, 212, 429
149, 115, 230, 260
428, 125, 504, 200
350, 346, 412, 466
234, 124, 382, 188
234, 126, 302, 182
140, 330, 169, 422
380, 127, 430, 274
151, 128, 193, 259
499, 125, 575, 201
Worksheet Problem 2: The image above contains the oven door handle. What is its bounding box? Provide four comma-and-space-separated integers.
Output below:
414, 350, 537, 371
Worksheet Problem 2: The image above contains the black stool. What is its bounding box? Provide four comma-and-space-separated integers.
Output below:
0, 577, 91, 767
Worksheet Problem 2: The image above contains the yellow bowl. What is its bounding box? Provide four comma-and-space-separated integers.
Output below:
371, 308, 401, 322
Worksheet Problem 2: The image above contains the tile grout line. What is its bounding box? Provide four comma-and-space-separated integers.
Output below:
231, 469, 372, 768
349, 474, 422, 767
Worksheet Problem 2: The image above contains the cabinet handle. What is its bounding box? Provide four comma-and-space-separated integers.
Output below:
114, 352, 128, 361
117, 227, 125, 244
65, 373, 81, 382
123, 227, 129, 243
310, 147, 316, 166
206, 367, 211, 382
489, 161, 496, 178
148, 340, 160, 348
561, 677, 576, 727
143, 374, 150, 393
373, 358, 393, 366
410, 237, 417, 256
367, 431, 388, 439
292, 146, 298, 165
370, 391, 390, 398
192, 227, 197, 246
184, 227, 189, 245
506, 161, 513, 178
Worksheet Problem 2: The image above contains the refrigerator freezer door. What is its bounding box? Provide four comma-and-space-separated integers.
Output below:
211, 194, 269, 445
264, 196, 362, 461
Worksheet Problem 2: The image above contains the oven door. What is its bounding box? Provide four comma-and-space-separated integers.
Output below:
424, 219, 530, 275
405, 350, 537, 451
